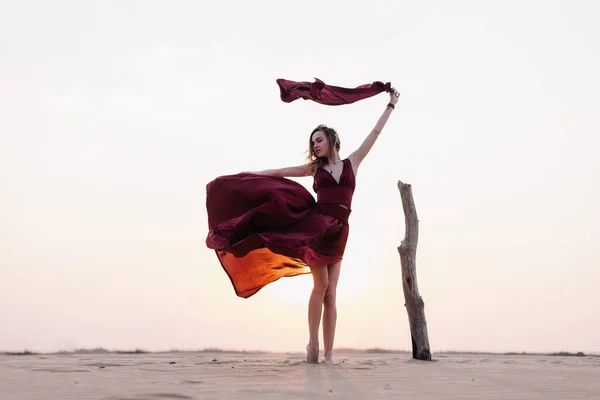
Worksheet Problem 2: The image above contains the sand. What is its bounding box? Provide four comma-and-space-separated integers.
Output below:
1, 351, 598, 399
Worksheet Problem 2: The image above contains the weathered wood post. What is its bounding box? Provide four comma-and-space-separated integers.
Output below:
397, 180, 431, 361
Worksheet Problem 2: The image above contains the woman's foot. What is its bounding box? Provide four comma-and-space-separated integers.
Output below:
323, 352, 337, 365
306, 343, 319, 364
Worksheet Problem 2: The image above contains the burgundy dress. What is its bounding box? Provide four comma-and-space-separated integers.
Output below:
205, 158, 356, 298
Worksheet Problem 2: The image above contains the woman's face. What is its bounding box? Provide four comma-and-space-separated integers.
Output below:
311, 131, 329, 158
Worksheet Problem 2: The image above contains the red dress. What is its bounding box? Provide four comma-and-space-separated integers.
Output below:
205, 158, 356, 298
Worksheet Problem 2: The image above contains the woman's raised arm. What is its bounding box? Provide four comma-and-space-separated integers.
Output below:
348, 88, 400, 169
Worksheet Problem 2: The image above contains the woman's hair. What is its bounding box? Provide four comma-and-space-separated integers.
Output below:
307, 124, 341, 175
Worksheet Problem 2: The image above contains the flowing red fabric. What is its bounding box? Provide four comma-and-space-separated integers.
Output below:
205, 78, 386, 298
206, 159, 356, 298
276, 77, 392, 105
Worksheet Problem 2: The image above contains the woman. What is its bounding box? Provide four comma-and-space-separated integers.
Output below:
205, 88, 400, 364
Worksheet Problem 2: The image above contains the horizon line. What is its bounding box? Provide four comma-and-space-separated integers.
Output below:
1, 347, 598, 357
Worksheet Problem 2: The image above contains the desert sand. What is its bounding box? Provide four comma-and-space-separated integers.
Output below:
1, 351, 598, 399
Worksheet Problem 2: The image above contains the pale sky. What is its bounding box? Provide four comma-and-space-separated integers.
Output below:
1, 0, 599, 354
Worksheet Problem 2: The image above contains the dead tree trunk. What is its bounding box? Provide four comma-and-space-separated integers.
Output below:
397, 180, 431, 361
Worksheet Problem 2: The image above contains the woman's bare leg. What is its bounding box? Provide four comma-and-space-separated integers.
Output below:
323, 261, 342, 364
307, 265, 329, 363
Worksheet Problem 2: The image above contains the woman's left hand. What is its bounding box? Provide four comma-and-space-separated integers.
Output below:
389, 87, 400, 105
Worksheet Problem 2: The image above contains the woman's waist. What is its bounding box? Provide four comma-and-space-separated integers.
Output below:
315, 202, 351, 221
